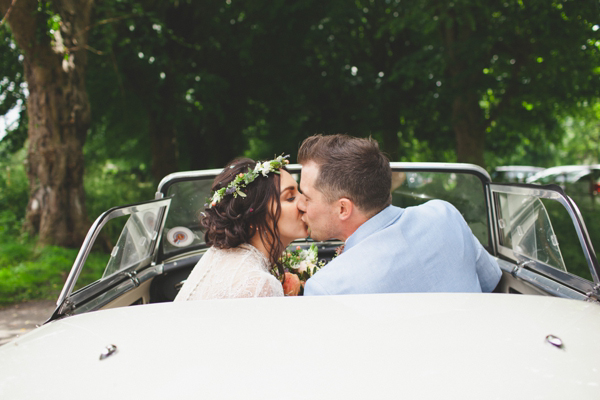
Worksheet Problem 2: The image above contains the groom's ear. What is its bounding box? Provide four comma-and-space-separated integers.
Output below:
337, 198, 353, 221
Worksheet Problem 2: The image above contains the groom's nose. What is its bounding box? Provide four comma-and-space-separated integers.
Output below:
297, 195, 307, 213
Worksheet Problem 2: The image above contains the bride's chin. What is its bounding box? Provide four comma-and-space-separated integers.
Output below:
295, 230, 308, 239
299, 224, 309, 238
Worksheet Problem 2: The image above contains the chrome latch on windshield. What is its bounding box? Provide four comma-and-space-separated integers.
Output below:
122, 271, 140, 287
511, 260, 534, 278
585, 283, 600, 303
58, 299, 76, 316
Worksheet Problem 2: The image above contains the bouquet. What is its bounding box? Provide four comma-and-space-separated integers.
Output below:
278, 243, 325, 296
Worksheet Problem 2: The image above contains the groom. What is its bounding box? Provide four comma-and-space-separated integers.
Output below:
296, 134, 501, 295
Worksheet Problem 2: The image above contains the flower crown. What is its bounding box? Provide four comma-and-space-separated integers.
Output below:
207, 154, 290, 208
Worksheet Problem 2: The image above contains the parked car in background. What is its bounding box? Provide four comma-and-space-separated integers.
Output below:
527, 164, 600, 198
1, 162, 599, 398
491, 165, 544, 183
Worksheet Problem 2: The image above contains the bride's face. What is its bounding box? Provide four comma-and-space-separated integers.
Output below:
276, 170, 309, 246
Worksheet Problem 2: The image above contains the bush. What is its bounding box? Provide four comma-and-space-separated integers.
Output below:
0, 148, 28, 223
85, 160, 156, 220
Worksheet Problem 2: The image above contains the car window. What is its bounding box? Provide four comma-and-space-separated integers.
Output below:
162, 179, 213, 256
57, 199, 171, 310
391, 171, 489, 248
102, 209, 160, 278
495, 193, 567, 272
541, 198, 595, 281
493, 188, 594, 282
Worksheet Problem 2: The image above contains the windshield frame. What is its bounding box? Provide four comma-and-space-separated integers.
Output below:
490, 183, 599, 292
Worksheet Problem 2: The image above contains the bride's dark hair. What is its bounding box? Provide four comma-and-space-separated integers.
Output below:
202, 158, 285, 277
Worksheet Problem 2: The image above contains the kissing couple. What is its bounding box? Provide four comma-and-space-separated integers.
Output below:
175, 134, 501, 301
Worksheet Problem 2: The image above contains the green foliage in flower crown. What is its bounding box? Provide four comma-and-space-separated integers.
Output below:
207, 154, 290, 207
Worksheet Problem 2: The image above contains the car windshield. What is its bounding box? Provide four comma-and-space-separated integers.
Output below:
160, 167, 490, 259
103, 209, 160, 278
495, 193, 566, 272
390, 171, 489, 247
161, 179, 213, 256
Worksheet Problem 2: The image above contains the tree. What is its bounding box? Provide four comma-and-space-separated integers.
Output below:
307, 0, 600, 167
1, 0, 93, 247
403, 0, 600, 166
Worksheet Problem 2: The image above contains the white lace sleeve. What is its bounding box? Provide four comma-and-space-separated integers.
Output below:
174, 245, 283, 301
235, 274, 284, 298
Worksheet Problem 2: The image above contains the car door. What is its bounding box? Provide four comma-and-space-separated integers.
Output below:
51, 198, 171, 320
489, 183, 600, 301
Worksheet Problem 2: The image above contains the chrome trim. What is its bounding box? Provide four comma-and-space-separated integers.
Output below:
70, 264, 162, 315
586, 283, 600, 302
123, 271, 140, 287
497, 259, 588, 300
156, 162, 491, 194
157, 167, 226, 195
489, 183, 599, 284
545, 335, 563, 349
57, 198, 172, 308
389, 161, 491, 180
486, 183, 498, 255
511, 260, 534, 278
100, 344, 118, 360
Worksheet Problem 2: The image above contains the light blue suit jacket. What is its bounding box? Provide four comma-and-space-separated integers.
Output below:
304, 201, 501, 295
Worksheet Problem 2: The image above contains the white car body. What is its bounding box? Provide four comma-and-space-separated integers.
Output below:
1, 162, 599, 398
2, 294, 600, 399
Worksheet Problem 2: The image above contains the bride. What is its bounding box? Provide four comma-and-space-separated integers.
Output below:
174, 155, 308, 300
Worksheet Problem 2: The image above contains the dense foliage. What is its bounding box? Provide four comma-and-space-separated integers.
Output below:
80, 0, 600, 174
0, 0, 599, 304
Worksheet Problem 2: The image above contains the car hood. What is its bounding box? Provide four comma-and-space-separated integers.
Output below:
1, 293, 599, 399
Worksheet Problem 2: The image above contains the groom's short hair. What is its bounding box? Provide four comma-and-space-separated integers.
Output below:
298, 134, 391, 215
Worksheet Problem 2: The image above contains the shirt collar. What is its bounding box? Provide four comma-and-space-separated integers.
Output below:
345, 205, 403, 251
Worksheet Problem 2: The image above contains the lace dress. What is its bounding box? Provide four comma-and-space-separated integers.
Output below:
174, 244, 284, 300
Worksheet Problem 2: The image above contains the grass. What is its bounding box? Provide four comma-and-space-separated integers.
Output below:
0, 236, 109, 307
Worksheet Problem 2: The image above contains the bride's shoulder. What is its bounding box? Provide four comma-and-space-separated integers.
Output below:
209, 244, 268, 267
238, 243, 268, 260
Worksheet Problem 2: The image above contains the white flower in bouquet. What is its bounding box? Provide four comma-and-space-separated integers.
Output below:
277, 243, 326, 294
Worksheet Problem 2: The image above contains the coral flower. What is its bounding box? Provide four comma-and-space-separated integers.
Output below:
283, 272, 301, 296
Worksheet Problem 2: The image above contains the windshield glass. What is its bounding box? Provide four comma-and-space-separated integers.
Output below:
159, 167, 490, 259
58, 199, 170, 307
162, 179, 213, 256
103, 209, 159, 278
391, 171, 489, 248
495, 193, 566, 272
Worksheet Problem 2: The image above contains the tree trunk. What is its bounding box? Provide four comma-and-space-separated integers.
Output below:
149, 70, 179, 181
452, 93, 486, 167
150, 122, 179, 181
442, 9, 487, 168
2, 0, 93, 247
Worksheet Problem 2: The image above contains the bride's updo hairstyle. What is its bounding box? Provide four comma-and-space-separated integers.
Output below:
202, 157, 285, 275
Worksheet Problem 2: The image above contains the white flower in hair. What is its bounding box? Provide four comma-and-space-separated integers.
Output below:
206, 154, 290, 208
260, 162, 272, 177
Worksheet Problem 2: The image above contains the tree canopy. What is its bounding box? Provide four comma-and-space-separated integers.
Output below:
1, 0, 599, 246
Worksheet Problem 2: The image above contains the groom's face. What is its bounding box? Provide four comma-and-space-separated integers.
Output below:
297, 162, 340, 241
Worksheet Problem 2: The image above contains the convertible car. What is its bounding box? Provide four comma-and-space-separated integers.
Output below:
1, 162, 599, 398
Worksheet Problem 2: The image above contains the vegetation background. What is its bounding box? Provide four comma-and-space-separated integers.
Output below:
0, 0, 599, 306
